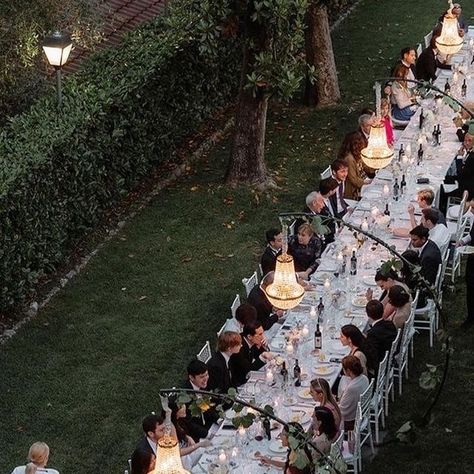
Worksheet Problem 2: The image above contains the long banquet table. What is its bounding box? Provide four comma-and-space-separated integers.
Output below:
191, 27, 474, 473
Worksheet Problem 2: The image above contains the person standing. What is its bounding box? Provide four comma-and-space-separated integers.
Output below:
457, 223, 474, 328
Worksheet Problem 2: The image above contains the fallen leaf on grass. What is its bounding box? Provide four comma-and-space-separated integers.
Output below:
181, 256, 192, 263
224, 196, 234, 205
138, 295, 147, 301
190, 186, 199, 191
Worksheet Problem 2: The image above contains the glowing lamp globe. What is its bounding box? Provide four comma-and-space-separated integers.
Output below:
361, 124, 394, 169
435, 11, 463, 55
264, 253, 305, 310
154, 434, 190, 474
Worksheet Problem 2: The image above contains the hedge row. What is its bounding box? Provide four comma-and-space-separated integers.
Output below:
0, 8, 241, 311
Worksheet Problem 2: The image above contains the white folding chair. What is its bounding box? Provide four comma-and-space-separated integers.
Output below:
384, 329, 401, 417
230, 294, 241, 318
416, 42, 423, 57
446, 190, 469, 222
328, 430, 344, 471
342, 404, 363, 474
394, 312, 414, 395
242, 271, 258, 297
320, 165, 332, 180
358, 379, 374, 470
289, 219, 297, 237
446, 191, 469, 240
216, 322, 227, 338
197, 340, 212, 363
370, 351, 389, 443
409, 290, 419, 358
424, 30, 433, 48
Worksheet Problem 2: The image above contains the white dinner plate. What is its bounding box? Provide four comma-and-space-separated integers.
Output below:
362, 276, 376, 286
269, 440, 287, 454
270, 338, 286, 351
290, 410, 311, 424
297, 388, 313, 400
352, 296, 367, 307
313, 365, 338, 376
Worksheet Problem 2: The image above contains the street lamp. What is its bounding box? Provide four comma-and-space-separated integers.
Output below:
42, 31, 73, 107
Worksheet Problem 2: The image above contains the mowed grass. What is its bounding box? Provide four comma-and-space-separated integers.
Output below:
1, 0, 474, 472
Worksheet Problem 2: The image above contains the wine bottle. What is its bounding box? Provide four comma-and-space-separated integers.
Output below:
401, 174, 406, 194
293, 359, 302, 386
314, 324, 322, 350
393, 178, 399, 202
350, 250, 357, 276
419, 108, 424, 130
444, 78, 451, 94
317, 297, 325, 322
398, 143, 404, 161
418, 143, 424, 164
263, 417, 271, 440
436, 124, 441, 145
462, 79, 467, 98
341, 255, 347, 275
280, 361, 288, 386
384, 203, 390, 216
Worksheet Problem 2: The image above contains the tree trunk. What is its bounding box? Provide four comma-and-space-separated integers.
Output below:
304, 2, 340, 108
225, 88, 269, 186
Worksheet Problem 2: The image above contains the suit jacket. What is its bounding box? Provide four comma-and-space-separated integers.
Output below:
329, 182, 348, 219
320, 204, 336, 246
366, 320, 397, 363
229, 338, 266, 386
207, 351, 234, 395
416, 47, 451, 82
419, 239, 442, 285
260, 245, 281, 276
247, 285, 278, 330
457, 150, 474, 200
182, 380, 219, 441
130, 436, 155, 474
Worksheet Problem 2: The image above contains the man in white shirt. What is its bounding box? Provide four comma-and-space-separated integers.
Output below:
421, 208, 450, 254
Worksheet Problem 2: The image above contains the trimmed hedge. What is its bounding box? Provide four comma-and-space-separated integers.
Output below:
0, 10, 240, 311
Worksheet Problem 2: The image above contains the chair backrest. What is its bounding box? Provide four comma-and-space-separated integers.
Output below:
242, 271, 258, 297
329, 429, 344, 461
374, 351, 389, 397
386, 328, 401, 377
289, 219, 297, 237
230, 293, 241, 318
359, 379, 374, 418
424, 30, 433, 48
197, 340, 212, 363
416, 42, 423, 57
410, 291, 420, 318
216, 321, 227, 338
399, 312, 414, 360
320, 165, 332, 180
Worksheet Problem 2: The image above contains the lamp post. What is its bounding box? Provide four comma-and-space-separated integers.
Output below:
42, 31, 73, 107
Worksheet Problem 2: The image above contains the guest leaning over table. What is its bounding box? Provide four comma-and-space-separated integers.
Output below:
309, 378, 342, 428
256, 422, 312, 474
338, 356, 370, 431
11, 442, 59, 474
288, 223, 322, 280
390, 63, 418, 121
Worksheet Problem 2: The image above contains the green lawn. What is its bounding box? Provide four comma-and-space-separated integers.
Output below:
1, 0, 473, 472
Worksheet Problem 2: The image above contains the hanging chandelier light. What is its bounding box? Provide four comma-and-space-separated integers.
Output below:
361, 82, 394, 170
154, 431, 189, 474
435, 0, 463, 55
265, 226, 305, 310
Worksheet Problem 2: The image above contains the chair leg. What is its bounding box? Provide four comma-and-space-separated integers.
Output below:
398, 373, 403, 396
381, 406, 386, 429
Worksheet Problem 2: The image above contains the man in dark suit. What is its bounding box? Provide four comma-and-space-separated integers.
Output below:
365, 300, 397, 363
229, 322, 272, 386
207, 331, 242, 394
319, 177, 339, 244
457, 221, 474, 328
130, 412, 166, 474
330, 158, 350, 218
183, 359, 220, 441
409, 225, 442, 285
455, 132, 474, 200
416, 36, 451, 82
247, 272, 284, 330
260, 228, 283, 276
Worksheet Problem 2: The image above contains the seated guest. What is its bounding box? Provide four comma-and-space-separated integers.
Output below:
131, 412, 167, 474
455, 131, 474, 200
11, 442, 59, 474
339, 324, 377, 376
400, 250, 430, 307
386, 285, 412, 329
408, 188, 446, 227
309, 378, 342, 428
302, 190, 325, 218
367, 269, 412, 319
260, 228, 283, 276
170, 402, 211, 470
338, 356, 370, 431
229, 321, 273, 386
288, 223, 323, 279
207, 331, 242, 394
310, 407, 339, 458
318, 177, 339, 243
409, 225, 442, 285
183, 360, 219, 441
365, 300, 397, 363
416, 36, 451, 82
224, 302, 258, 332
337, 132, 372, 200
390, 63, 417, 121
330, 158, 350, 217
248, 272, 284, 330
421, 208, 450, 253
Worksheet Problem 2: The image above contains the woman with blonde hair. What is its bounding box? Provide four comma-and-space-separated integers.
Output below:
391, 63, 418, 121
11, 442, 59, 474
309, 378, 342, 428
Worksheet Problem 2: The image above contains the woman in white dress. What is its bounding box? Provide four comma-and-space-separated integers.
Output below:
11, 442, 59, 474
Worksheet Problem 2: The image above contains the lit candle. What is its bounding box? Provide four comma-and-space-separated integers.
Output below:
351, 247, 357, 254
361, 219, 369, 232
310, 306, 317, 319
383, 184, 390, 198
324, 278, 331, 291
405, 143, 411, 156
266, 369, 273, 383
453, 71, 459, 83
371, 207, 379, 218
286, 342, 294, 354
231, 447, 238, 458
219, 450, 227, 464
302, 324, 309, 337
238, 425, 246, 438
337, 252, 343, 263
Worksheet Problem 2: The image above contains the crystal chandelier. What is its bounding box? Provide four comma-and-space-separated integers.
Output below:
435, 1, 463, 55
154, 432, 189, 474
265, 226, 305, 310
361, 82, 394, 170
